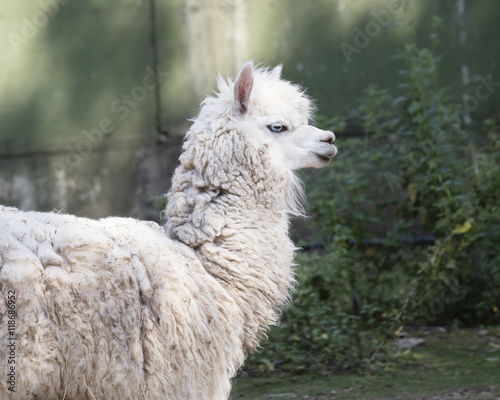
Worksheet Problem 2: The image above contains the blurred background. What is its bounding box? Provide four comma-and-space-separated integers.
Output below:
1, 0, 500, 395
1, 0, 498, 217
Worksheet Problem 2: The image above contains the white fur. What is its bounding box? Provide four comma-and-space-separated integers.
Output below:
0, 62, 336, 400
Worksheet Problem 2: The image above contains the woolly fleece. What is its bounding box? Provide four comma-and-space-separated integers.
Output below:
0, 63, 336, 400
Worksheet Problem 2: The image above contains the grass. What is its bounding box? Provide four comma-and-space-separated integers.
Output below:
231, 328, 500, 400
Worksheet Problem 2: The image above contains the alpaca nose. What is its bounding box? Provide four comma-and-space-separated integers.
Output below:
321, 131, 335, 145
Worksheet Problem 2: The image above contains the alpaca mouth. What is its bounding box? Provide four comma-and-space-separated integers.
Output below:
314, 153, 332, 163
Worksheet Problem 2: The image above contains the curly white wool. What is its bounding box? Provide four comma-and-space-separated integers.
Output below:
0, 62, 336, 399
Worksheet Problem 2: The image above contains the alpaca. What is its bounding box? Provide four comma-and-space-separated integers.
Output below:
0, 62, 336, 400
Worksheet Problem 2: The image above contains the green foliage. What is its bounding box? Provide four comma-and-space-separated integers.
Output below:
244, 15, 500, 375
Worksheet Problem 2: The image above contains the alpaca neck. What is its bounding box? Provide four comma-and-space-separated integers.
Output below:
165, 127, 298, 351
194, 196, 295, 350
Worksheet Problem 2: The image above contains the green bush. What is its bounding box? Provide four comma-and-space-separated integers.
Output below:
244, 15, 500, 375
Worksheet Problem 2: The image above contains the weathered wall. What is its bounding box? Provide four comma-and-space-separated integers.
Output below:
0, 0, 498, 219
0, 0, 186, 219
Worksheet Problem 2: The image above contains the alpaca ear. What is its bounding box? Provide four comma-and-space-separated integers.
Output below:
234, 61, 254, 115
270, 64, 282, 80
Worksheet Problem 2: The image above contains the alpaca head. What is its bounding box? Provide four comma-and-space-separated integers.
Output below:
193, 61, 337, 172
230, 61, 337, 171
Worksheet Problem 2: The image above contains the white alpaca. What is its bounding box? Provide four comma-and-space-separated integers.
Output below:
0, 62, 336, 400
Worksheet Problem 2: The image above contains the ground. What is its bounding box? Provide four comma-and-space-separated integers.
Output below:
231, 328, 500, 400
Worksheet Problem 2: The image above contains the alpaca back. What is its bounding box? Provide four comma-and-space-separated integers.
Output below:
0, 207, 244, 399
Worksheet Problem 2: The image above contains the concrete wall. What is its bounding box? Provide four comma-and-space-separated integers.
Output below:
0, 0, 498, 219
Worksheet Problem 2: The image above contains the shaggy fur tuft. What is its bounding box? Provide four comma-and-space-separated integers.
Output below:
0, 62, 336, 400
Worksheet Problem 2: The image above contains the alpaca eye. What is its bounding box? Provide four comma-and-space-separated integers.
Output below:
267, 124, 288, 133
